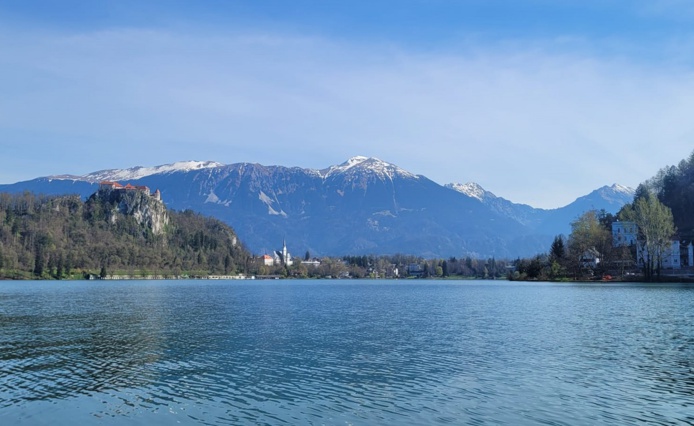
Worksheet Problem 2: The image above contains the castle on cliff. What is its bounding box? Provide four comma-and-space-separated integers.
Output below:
99, 181, 162, 201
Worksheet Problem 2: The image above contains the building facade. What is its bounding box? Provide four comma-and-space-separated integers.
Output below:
612, 220, 681, 270
612, 221, 637, 247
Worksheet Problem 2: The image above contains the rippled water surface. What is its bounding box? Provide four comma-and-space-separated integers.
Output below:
1, 280, 693, 425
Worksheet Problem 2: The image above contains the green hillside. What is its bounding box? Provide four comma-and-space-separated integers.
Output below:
0, 190, 250, 279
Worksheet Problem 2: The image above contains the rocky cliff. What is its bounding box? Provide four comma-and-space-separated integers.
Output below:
92, 187, 169, 235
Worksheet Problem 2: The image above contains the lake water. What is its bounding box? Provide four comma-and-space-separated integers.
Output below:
1, 280, 693, 425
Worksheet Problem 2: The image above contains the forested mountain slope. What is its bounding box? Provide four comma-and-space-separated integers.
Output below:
647, 151, 694, 240
0, 190, 249, 279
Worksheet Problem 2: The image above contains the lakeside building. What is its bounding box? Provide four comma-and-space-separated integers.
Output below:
611, 220, 681, 269
273, 240, 293, 266
259, 241, 294, 267
580, 248, 601, 269
649, 241, 681, 269
612, 221, 637, 247
407, 263, 424, 277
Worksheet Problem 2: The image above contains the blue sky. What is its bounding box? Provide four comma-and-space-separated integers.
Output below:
2, 0, 694, 208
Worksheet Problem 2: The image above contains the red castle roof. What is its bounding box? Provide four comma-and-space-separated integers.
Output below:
99, 181, 156, 197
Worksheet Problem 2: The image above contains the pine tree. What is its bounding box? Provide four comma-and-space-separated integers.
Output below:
549, 235, 566, 262
33, 248, 44, 277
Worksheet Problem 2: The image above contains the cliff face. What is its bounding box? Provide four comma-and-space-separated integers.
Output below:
95, 188, 169, 235
0, 191, 250, 279
118, 191, 169, 235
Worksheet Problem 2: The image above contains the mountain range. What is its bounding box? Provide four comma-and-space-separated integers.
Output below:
0, 157, 634, 258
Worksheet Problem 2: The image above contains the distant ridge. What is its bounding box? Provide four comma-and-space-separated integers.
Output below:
0, 157, 634, 258
447, 181, 634, 234
50, 161, 224, 183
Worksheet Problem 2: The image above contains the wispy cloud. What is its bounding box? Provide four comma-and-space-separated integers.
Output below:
1, 26, 694, 207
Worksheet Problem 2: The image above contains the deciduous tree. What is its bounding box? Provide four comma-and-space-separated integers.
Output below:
620, 193, 676, 280
568, 211, 611, 278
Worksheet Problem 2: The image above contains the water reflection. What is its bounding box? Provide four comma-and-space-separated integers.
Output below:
0, 281, 693, 424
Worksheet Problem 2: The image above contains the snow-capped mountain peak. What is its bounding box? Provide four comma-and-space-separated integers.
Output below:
1, 156, 641, 259
320, 156, 417, 180
446, 182, 495, 201
70, 161, 225, 183
585, 183, 635, 205
607, 183, 635, 195
343, 156, 370, 168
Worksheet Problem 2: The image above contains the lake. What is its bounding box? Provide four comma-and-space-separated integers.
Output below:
1, 280, 693, 425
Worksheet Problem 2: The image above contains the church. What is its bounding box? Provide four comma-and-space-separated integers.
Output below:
273, 240, 293, 266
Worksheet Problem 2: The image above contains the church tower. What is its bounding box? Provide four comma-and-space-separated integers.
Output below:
280, 239, 292, 266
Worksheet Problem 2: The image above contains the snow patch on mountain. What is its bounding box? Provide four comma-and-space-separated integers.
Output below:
206, 191, 220, 204
268, 206, 288, 217
606, 183, 635, 196
321, 156, 418, 180
205, 190, 232, 207
62, 161, 225, 183
611, 183, 631, 192
259, 191, 287, 217
588, 184, 635, 205
446, 182, 494, 201
258, 191, 274, 205
48, 175, 86, 182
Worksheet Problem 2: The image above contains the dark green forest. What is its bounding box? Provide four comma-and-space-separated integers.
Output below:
0, 191, 250, 279
646, 150, 694, 240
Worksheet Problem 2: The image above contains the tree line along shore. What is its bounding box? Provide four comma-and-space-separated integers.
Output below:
3, 149, 694, 282
0, 190, 514, 281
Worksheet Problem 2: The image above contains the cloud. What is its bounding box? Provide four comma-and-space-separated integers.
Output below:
1, 27, 694, 207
